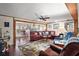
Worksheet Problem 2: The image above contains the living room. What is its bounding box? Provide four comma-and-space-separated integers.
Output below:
0, 3, 79, 56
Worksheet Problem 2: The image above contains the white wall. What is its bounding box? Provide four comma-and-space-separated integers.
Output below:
0, 19, 2, 28
0, 16, 13, 45
77, 4, 79, 33
47, 21, 74, 35
47, 22, 67, 35
54, 22, 67, 35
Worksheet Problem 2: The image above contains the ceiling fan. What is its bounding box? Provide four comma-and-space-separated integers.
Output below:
39, 16, 50, 21
35, 13, 50, 21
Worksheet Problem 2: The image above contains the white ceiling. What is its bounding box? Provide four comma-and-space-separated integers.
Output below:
0, 3, 73, 21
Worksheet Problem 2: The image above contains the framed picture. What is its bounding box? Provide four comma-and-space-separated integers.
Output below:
4, 22, 9, 27
53, 23, 59, 29
48, 24, 52, 29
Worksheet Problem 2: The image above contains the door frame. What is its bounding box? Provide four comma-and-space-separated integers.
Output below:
13, 19, 48, 46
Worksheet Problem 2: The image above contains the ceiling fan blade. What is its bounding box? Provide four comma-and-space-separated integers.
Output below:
34, 13, 49, 21
34, 13, 40, 19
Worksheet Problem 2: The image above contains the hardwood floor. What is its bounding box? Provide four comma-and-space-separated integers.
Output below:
8, 38, 64, 56
9, 37, 30, 56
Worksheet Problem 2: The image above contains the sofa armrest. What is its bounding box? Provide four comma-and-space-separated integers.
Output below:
39, 48, 58, 56
50, 45, 63, 54
39, 50, 48, 56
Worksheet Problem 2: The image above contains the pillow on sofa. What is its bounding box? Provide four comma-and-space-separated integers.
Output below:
34, 32, 38, 35
39, 32, 42, 36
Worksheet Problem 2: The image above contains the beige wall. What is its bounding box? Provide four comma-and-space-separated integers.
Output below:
54, 22, 67, 35
47, 22, 67, 35
0, 19, 2, 28
47, 21, 74, 35
0, 16, 13, 45
0, 15, 74, 45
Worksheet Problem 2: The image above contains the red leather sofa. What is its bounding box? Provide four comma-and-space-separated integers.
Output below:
30, 31, 55, 41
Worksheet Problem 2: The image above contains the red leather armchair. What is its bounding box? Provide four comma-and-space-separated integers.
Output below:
39, 42, 79, 56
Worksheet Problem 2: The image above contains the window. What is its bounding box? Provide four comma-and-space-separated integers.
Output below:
53, 23, 59, 29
